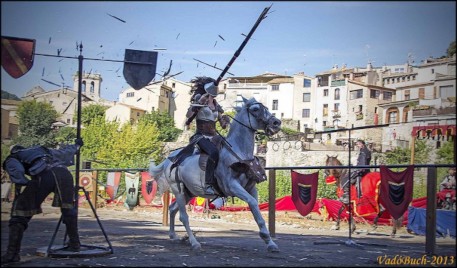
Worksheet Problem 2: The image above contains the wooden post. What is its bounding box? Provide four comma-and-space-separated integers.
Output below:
268, 169, 276, 237
425, 167, 437, 255
162, 191, 170, 226
92, 170, 98, 211
410, 136, 416, 165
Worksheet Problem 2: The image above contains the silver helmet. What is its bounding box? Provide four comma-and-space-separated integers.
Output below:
204, 82, 218, 97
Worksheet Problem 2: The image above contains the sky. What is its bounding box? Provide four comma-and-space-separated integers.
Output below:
1, 1, 456, 102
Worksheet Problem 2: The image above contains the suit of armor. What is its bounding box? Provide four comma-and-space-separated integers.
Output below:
1, 140, 83, 264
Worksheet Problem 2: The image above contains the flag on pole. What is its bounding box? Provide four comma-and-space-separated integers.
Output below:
1, 36, 35, 79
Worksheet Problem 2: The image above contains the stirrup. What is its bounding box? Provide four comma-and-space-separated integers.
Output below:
204, 185, 216, 195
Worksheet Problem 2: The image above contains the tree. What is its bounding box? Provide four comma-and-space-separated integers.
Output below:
80, 117, 163, 169
447, 41, 456, 57
436, 141, 455, 164
140, 111, 182, 142
54, 126, 77, 144
14, 100, 59, 147
74, 103, 108, 126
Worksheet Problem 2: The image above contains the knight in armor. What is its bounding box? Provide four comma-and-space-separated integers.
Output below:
185, 76, 230, 195
1, 138, 84, 264
341, 139, 371, 204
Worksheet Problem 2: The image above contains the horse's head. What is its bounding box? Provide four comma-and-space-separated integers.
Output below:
234, 97, 281, 136
324, 155, 343, 182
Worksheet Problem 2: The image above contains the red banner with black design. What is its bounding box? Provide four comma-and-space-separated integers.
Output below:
291, 171, 319, 217
1, 36, 35, 79
380, 165, 414, 220
411, 125, 456, 140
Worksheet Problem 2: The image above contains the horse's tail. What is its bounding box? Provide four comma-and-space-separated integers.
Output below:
149, 159, 171, 196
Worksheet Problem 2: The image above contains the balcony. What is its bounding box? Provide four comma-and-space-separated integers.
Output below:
331, 79, 346, 87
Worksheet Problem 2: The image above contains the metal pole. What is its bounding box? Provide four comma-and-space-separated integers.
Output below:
348, 128, 352, 240
425, 167, 437, 255
268, 169, 276, 237
75, 43, 83, 213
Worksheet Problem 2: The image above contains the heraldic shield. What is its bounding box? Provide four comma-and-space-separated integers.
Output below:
1, 36, 35, 79
123, 49, 158, 90
291, 171, 319, 217
379, 165, 414, 220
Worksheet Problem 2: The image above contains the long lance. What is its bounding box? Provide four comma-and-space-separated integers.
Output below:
186, 6, 271, 127
215, 5, 271, 85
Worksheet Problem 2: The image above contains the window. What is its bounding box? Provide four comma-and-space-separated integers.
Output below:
90, 82, 95, 93
272, 100, 278, 110
350, 89, 363, 99
303, 93, 311, 102
431, 69, 434, 74
334, 103, 340, 112
405, 90, 410, 100
383, 91, 393, 101
419, 88, 425, 99
302, 109, 310, 118
323, 121, 327, 127
127, 92, 134, 97
67, 118, 71, 124
334, 88, 340, 100
172, 82, 176, 88
370, 89, 380, 99
303, 79, 311, 88
440, 85, 454, 98
323, 104, 328, 116
389, 111, 397, 123
82, 81, 86, 92
323, 89, 329, 96
271, 84, 279, 91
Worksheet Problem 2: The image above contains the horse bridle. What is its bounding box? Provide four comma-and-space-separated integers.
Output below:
228, 102, 274, 135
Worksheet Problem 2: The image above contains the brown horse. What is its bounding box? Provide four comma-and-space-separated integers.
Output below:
324, 155, 403, 237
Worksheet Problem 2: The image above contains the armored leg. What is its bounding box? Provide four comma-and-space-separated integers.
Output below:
1, 223, 26, 264
62, 209, 80, 251
204, 158, 216, 195
340, 186, 350, 205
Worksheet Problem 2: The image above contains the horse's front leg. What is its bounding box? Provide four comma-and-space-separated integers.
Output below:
331, 204, 345, 230
174, 192, 201, 250
168, 200, 180, 240
231, 182, 279, 252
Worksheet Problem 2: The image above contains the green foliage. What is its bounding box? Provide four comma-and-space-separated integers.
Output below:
80, 117, 163, 170
384, 140, 431, 167
75, 104, 108, 126
280, 127, 300, 136
447, 40, 456, 57
253, 170, 336, 204
413, 140, 432, 165
54, 127, 77, 144
14, 100, 59, 147
1, 90, 21, 100
436, 141, 454, 164
436, 141, 455, 186
216, 110, 236, 137
140, 111, 182, 142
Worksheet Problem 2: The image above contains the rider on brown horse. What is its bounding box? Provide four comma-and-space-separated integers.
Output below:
340, 139, 371, 204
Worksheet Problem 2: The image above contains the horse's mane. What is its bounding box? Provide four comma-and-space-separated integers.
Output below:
233, 97, 257, 114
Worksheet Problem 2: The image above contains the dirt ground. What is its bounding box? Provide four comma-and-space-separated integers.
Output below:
1, 200, 456, 267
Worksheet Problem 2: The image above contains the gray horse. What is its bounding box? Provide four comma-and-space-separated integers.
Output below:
149, 97, 281, 252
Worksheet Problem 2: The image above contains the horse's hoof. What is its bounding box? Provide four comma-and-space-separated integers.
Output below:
267, 243, 280, 253
390, 233, 396, 238
330, 225, 340, 231
191, 243, 202, 251
371, 226, 378, 232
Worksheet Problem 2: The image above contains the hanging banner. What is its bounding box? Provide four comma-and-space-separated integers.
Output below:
123, 49, 157, 90
141, 171, 157, 205
380, 165, 414, 220
1, 36, 35, 79
291, 171, 319, 217
106, 172, 121, 201
125, 172, 140, 210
